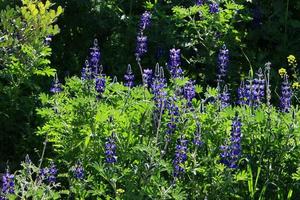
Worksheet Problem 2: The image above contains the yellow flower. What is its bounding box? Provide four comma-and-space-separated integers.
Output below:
278, 68, 287, 77
116, 188, 125, 195
292, 82, 300, 89
287, 55, 297, 66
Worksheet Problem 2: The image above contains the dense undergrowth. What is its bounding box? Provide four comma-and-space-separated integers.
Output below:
1, 0, 300, 199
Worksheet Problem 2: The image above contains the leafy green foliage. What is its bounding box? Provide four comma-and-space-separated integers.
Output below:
0, 0, 62, 166
36, 73, 300, 199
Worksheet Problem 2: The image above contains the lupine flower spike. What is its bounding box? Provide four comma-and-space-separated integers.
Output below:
168, 48, 183, 78
95, 66, 106, 96
89, 39, 101, 77
196, 0, 204, 6
143, 68, 153, 87
72, 161, 84, 180
193, 123, 203, 147
220, 115, 242, 169
2, 169, 15, 195
219, 85, 230, 108
48, 162, 58, 184
124, 64, 134, 88
136, 33, 148, 60
105, 133, 117, 164
165, 97, 179, 141
280, 75, 292, 112
139, 11, 152, 31
173, 136, 188, 178
151, 64, 167, 109
209, 3, 219, 14
50, 73, 62, 94
81, 60, 92, 80
183, 80, 196, 107
237, 81, 246, 105
216, 44, 229, 86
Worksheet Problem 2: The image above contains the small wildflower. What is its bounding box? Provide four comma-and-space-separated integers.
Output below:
209, 3, 219, 14
143, 68, 153, 87
168, 48, 183, 78
292, 82, 300, 89
89, 39, 101, 69
95, 76, 106, 95
216, 45, 229, 84
151, 65, 167, 109
237, 81, 246, 105
139, 11, 152, 31
287, 55, 297, 66
2, 171, 14, 194
278, 68, 287, 77
173, 136, 188, 177
220, 115, 242, 169
72, 161, 84, 180
48, 162, 58, 184
50, 74, 62, 94
280, 75, 292, 112
193, 124, 203, 147
183, 80, 196, 106
105, 133, 117, 164
219, 85, 230, 108
124, 64, 134, 88
196, 0, 204, 6
135, 33, 148, 59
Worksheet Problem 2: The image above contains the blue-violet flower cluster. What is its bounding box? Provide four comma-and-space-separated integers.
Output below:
124, 64, 134, 88
173, 136, 188, 177
280, 75, 292, 112
220, 116, 242, 169
105, 133, 117, 164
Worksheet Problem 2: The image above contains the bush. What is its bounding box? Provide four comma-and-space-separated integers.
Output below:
0, 0, 62, 167
33, 45, 300, 198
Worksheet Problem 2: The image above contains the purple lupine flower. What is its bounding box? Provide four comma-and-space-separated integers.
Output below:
196, 0, 204, 6
168, 48, 183, 78
219, 86, 230, 108
243, 69, 265, 107
173, 136, 188, 177
95, 76, 106, 95
72, 161, 84, 180
151, 66, 167, 109
220, 116, 242, 169
193, 123, 203, 147
135, 33, 148, 59
2, 171, 14, 194
244, 80, 253, 106
139, 11, 152, 31
89, 39, 101, 68
237, 81, 246, 105
124, 64, 134, 88
252, 68, 265, 105
209, 3, 219, 14
105, 133, 117, 164
169, 48, 181, 68
81, 60, 93, 80
165, 97, 180, 140
216, 45, 229, 84
183, 80, 196, 106
50, 74, 62, 94
39, 167, 49, 181
48, 162, 58, 184
280, 75, 292, 112
143, 68, 153, 87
